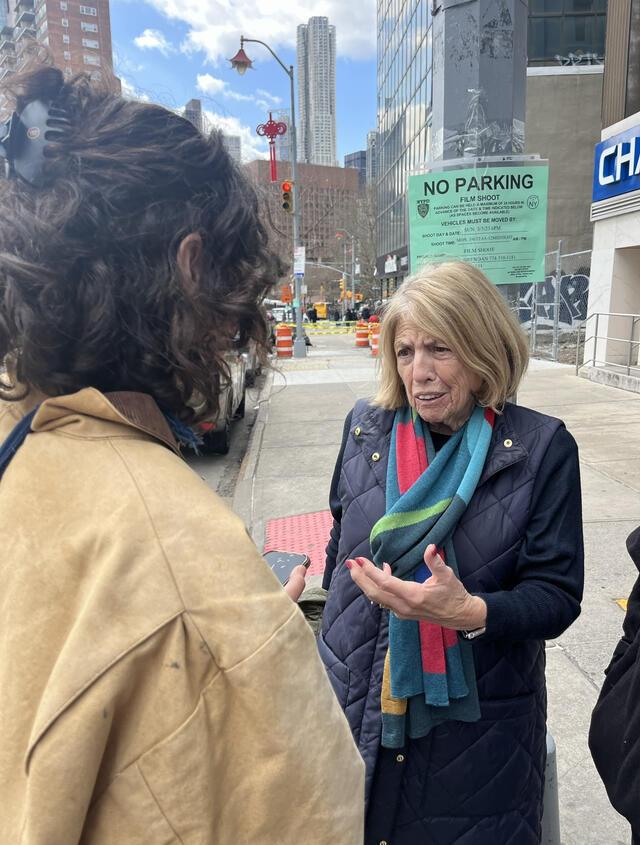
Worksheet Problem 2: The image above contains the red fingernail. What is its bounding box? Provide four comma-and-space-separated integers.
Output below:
345, 560, 353, 570
356, 558, 365, 567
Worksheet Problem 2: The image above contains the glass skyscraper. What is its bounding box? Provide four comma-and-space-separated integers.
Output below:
376, 0, 433, 287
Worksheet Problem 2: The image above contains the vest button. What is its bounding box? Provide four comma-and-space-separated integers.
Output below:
354, 426, 362, 436
504, 439, 513, 448
371, 452, 381, 462
396, 753, 405, 763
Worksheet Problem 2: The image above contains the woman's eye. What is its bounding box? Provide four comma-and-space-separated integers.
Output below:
396, 348, 411, 358
434, 346, 451, 354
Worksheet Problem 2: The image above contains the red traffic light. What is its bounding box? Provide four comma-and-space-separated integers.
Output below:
281, 181, 293, 192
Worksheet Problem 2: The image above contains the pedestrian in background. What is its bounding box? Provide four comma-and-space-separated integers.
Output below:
590, 525, 640, 844
320, 262, 584, 844
0, 64, 364, 844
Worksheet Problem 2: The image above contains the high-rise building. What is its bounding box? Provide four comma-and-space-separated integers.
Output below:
222, 133, 241, 164
2, 0, 115, 84
183, 98, 204, 133
297, 16, 337, 166
0, 0, 117, 118
274, 109, 291, 162
376, 0, 608, 292
366, 130, 378, 186
344, 149, 367, 189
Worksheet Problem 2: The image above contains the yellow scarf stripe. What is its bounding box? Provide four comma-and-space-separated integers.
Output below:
381, 649, 407, 715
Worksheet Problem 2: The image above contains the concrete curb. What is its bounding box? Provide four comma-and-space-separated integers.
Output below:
232, 367, 275, 544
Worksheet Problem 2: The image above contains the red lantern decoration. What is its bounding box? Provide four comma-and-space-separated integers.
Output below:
256, 112, 288, 182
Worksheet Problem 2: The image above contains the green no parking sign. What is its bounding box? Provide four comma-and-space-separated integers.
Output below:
408, 165, 549, 285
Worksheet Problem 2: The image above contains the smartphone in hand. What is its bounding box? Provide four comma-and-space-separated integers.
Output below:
264, 550, 311, 585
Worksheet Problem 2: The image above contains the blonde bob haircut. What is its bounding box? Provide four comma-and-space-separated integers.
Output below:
374, 261, 529, 411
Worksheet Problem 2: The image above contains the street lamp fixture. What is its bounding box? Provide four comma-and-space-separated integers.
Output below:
228, 47, 253, 76
230, 35, 306, 358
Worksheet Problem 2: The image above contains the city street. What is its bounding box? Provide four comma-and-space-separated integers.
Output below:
227, 331, 640, 845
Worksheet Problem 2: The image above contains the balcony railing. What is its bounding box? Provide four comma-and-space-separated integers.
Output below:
15, 9, 35, 27
14, 25, 36, 43
0, 52, 16, 69
0, 38, 15, 53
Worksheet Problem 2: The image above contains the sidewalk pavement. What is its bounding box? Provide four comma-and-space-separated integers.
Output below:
233, 332, 640, 845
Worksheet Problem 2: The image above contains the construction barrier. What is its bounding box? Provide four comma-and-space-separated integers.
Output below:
370, 322, 381, 357
275, 323, 293, 358
355, 321, 370, 348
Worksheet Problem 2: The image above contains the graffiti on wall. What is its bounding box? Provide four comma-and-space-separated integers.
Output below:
517, 272, 590, 329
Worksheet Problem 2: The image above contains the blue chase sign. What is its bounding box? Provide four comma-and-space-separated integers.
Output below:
593, 125, 640, 202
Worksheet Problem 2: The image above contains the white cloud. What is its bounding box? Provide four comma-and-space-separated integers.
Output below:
256, 88, 282, 106
225, 89, 254, 103
134, 28, 176, 56
141, 1, 376, 64
196, 73, 226, 95
120, 76, 151, 102
203, 109, 269, 163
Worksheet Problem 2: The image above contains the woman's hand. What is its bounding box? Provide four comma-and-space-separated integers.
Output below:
346, 544, 487, 630
284, 564, 308, 602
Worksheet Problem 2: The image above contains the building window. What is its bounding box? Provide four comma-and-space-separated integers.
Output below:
82, 37, 99, 48
90, 70, 101, 80
81, 21, 97, 32
63, 50, 70, 60
79, 5, 97, 15
528, 2, 606, 65
61, 17, 68, 26
35, 3, 46, 24
60, 0, 67, 8
64, 66, 72, 77
83, 53, 100, 66
63, 34, 69, 43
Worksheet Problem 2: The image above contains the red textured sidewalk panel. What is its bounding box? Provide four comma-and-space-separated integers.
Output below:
263, 510, 333, 576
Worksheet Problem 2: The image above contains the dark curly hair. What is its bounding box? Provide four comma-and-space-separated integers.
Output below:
0, 64, 280, 421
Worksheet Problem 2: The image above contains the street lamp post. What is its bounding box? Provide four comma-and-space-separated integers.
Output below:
230, 36, 306, 358
336, 228, 357, 306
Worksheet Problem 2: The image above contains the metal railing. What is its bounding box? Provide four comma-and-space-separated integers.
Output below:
576, 311, 640, 375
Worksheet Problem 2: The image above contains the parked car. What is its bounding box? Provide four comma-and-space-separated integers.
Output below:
193, 347, 247, 454
243, 339, 262, 387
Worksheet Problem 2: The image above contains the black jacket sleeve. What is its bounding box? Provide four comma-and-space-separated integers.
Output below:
589, 526, 640, 833
476, 426, 584, 641
323, 410, 353, 591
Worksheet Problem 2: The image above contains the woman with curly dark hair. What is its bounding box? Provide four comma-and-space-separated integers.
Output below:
0, 66, 364, 844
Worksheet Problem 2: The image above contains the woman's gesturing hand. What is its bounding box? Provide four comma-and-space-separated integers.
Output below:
346, 544, 487, 630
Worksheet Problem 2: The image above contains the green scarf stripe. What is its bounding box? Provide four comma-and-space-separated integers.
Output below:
370, 497, 452, 543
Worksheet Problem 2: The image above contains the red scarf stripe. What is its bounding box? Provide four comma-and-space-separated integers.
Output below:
396, 419, 428, 495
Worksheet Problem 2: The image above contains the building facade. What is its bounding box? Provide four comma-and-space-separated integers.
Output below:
0, 0, 116, 117
344, 149, 367, 188
366, 129, 378, 186
584, 1, 640, 388
244, 159, 359, 268
274, 108, 291, 162
376, 0, 608, 292
183, 98, 204, 133
297, 16, 337, 167
222, 134, 242, 164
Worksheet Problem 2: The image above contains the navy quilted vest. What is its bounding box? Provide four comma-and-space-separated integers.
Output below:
319, 400, 563, 844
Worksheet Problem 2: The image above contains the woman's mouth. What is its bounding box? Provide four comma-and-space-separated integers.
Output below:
415, 392, 447, 404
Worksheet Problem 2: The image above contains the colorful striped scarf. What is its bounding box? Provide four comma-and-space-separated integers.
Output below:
370, 404, 495, 747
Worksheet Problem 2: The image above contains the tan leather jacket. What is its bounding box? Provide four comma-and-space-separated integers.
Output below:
0, 389, 364, 844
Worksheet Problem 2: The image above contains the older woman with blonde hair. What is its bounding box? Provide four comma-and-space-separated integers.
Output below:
319, 261, 584, 845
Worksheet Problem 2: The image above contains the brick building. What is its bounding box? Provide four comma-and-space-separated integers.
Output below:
244, 159, 359, 270
0, 0, 116, 116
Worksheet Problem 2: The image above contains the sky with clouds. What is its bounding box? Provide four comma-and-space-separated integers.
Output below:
111, 0, 377, 163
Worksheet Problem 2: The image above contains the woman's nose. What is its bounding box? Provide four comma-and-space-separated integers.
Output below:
413, 350, 436, 382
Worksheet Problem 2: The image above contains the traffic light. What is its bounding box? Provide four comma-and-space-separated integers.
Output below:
281, 180, 294, 214
339, 278, 345, 292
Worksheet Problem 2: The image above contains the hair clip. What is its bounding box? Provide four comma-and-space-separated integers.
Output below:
0, 99, 70, 186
